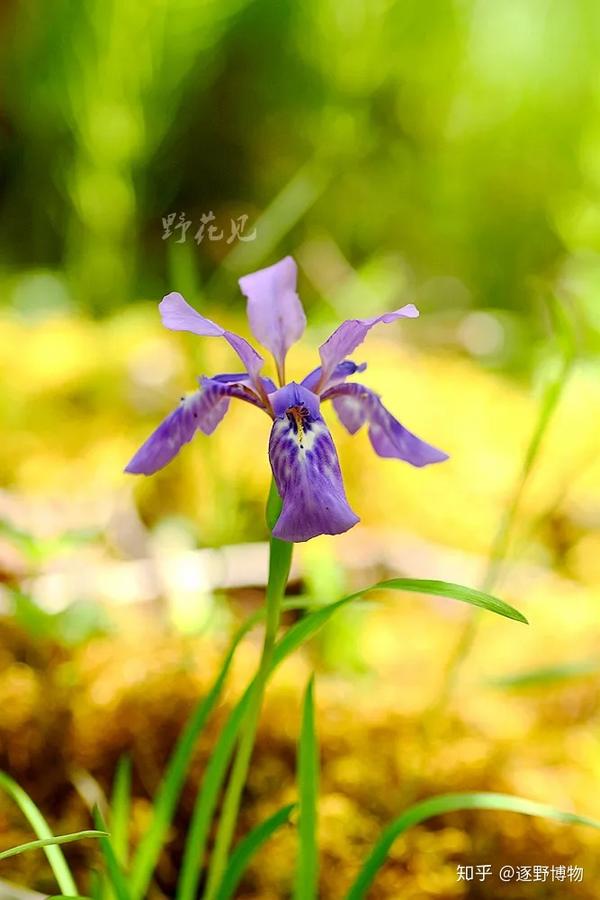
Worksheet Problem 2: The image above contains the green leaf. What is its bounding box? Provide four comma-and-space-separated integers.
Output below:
214, 804, 296, 900
364, 579, 527, 624
0, 771, 78, 896
177, 601, 354, 900
179, 578, 518, 900
489, 658, 600, 689
0, 830, 106, 861
129, 614, 258, 900
346, 792, 600, 899
110, 756, 132, 867
176, 686, 254, 900
294, 676, 319, 900
93, 808, 130, 900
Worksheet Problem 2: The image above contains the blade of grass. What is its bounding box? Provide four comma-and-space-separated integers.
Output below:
432, 294, 577, 711
129, 613, 260, 900
0, 831, 106, 862
294, 676, 319, 900
488, 658, 600, 689
93, 809, 130, 900
110, 757, 132, 867
0, 771, 79, 896
358, 579, 527, 624
176, 683, 254, 900
178, 579, 513, 900
214, 804, 296, 900
346, 791, 600, 900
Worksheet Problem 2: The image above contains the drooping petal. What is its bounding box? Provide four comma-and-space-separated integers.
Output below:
238, 256, 306, 378
124, 392, 210, 475
125, 376, 268, 476
317, 305, 419, 391
159, 292, 264, 383
301, 359, 367, 393
322, 382, 448, 468
267, 382, 359, 542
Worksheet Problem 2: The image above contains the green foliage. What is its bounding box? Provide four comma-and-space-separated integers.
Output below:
346, 792, 600, 899
0, 831, 106, 862
0, 771, 80, 896
215, 804, 296, 900
294, 676, 319, 900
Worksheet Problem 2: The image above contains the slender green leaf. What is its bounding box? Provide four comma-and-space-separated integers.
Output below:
215, 804, 296, 900
0, 830, 106, 861
130, 614, 257, 900
347, 792, 600, 899
180, 578, 514, 899
368, 579, 527, 623
46, 896, 93, 899
110, 756, 132, 867
176, 686, 253, 900
177, 601, 354, 900
294, 677, 319, 900
0, 771, 78, 896
489, 658, 600, 689
93, 809, 130, 900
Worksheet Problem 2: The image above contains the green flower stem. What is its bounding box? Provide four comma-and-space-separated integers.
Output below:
204, 481, 292, 900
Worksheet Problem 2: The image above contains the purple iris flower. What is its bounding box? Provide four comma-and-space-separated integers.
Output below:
125, 256, 448, 542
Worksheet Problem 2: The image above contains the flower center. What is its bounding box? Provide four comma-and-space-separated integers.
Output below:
286, 404, 310, 447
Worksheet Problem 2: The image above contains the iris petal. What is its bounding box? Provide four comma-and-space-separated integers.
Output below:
323, 382, 448, 468
159, 292, 264, 384
317, 305, 418, 390
239, 256, 306, 378
268, 384, 359, 542
125, 375, 268, 476
301, 359, 367, 393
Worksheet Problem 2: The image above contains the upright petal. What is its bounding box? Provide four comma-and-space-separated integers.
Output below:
301, 359, 366, 393
317, 305, 419, 391
238, 256, 306, 379
159, 292, 264, 383
322, 382, 448, 468
268, 382, 359, 542
125, 376, 267, 476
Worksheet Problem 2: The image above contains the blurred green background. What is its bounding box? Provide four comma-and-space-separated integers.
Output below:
1, 1, 600, 898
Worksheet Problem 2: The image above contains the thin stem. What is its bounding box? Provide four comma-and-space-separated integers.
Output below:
203, 481, 292, 899
431, 345, 574, 717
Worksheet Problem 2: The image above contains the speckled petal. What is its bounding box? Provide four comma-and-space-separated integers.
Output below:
268, 382, 359, 542
323, 381, 448, 468
125, 375, 267, 476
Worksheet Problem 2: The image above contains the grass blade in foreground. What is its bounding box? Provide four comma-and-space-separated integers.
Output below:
110, 756, 132, 867
179, 579, 522, 900
93, 808, 131, 900
0, 830, 106, 862
346, 792, 600, 900
130, 614, 258, 900
294, 676, 319, 900
0, 771, 78, 896
214, 804, 297, 900
178, 601, 355, 900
